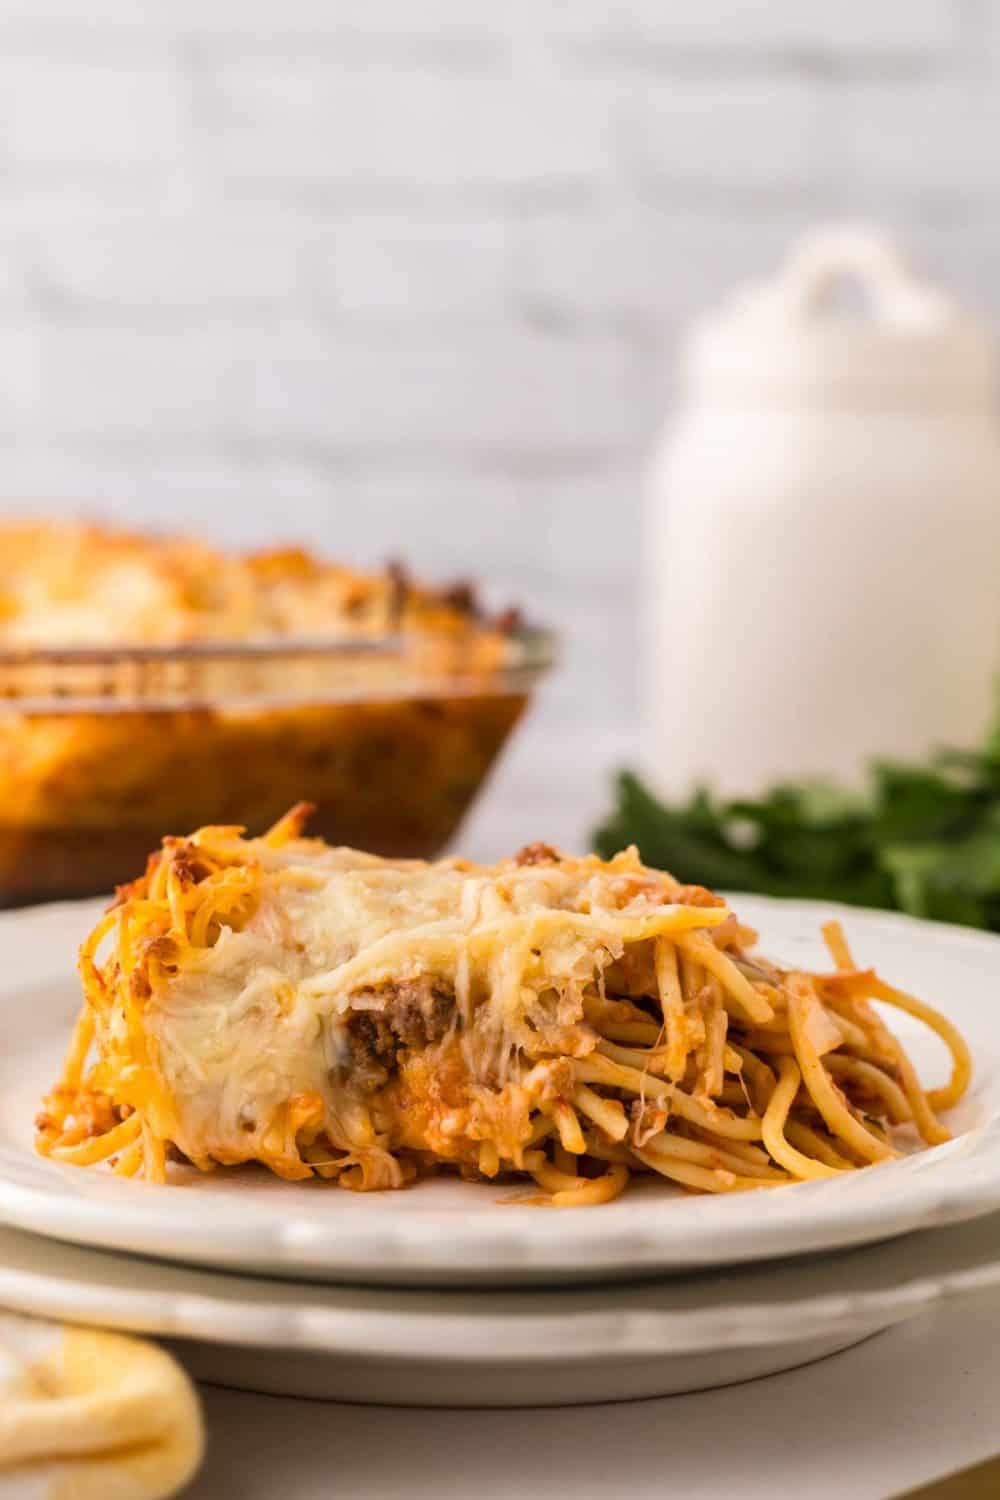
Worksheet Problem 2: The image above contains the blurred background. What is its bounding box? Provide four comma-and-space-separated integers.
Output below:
2, 1, 999, 856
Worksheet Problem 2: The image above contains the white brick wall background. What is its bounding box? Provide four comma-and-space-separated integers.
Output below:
0, 0, 998, 855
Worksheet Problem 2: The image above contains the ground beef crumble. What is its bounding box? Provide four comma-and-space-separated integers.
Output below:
512, 842, 561, 867
344, 976, 456, 1092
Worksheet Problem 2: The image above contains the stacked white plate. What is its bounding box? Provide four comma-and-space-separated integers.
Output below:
4, 895, 1000, 1406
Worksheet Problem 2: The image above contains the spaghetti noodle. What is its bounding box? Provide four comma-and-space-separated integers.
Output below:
36, 809, 972, 1204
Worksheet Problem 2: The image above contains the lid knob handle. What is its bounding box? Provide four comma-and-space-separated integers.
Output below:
769, 225, 956, 329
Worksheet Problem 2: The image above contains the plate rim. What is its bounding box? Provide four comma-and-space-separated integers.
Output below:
4, 1209, 1000, 1361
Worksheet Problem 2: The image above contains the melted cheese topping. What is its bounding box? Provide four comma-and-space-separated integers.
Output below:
87, 828, 728, 1174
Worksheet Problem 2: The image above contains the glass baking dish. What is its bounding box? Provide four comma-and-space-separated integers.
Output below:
0, 627, 554, 906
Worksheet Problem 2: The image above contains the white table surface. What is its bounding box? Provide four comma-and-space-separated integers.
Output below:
184, 1289, 1000, 1500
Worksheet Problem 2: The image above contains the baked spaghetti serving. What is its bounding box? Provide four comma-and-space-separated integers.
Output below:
37, 808, 971, 1203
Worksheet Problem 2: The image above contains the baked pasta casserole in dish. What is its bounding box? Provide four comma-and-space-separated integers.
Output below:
0, 520, 549, 904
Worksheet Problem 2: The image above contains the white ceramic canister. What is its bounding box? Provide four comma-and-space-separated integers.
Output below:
645, 226, 1000, 799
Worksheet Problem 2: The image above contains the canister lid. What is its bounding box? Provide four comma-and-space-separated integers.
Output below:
683, 226, 996, 411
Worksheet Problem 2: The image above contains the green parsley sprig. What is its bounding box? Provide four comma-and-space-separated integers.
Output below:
593, 715, 1000, 928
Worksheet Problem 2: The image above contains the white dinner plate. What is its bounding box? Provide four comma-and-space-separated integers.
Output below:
4, 1209, 1000, 1405
2, 895, 1000, 1286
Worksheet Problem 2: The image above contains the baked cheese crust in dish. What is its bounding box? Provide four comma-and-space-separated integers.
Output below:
37, 808, 971, 1204
0, 519, 510, 647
